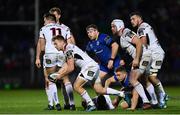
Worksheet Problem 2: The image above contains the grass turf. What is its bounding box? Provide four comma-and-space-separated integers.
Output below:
0, 86, 180, 114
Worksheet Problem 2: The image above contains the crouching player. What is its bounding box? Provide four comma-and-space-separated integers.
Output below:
49, 35, 125, 111
106, 66, 151, 110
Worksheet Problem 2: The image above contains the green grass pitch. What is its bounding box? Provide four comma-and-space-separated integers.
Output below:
0, 86, 180, 114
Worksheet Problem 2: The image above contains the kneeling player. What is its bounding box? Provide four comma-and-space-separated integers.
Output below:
106, 66, 151, 110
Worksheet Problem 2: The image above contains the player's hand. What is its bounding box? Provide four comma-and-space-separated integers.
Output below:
126, 108, 135, 111
35, 58, 41, 68
120, 59, 125, 66
132, 58, 139, 69
108, 60, 114, 69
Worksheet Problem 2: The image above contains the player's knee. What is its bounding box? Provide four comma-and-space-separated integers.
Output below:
73, 82, 81, 92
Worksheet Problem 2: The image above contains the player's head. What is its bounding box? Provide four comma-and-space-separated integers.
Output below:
86, 24, 99, 40
129, 11, 143, 27
115, 66, 127, 81
43, 13, 56, 25
111, 19, 125, 35
52, 35, 66, 51
49, 7, 61, 23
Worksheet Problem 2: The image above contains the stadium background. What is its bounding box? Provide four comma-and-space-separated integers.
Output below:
0, 0, 179, 89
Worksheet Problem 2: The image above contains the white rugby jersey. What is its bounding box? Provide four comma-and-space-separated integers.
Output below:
39, 23, 71, 53
120, 28, 149, 59
137, 22, 164, 53
64, 44, 97, 68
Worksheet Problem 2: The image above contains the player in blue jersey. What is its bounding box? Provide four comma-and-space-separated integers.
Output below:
106, 66, 151, 110
86, 24, 122, 81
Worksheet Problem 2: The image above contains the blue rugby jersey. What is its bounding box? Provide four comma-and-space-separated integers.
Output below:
86, 33, 120, 66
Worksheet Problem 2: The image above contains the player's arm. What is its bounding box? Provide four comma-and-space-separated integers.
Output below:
110, 42, 119, 60
56, 50, 75, 79
105, 36, 119, 69
67, 34, 76, 44
131, 35, 142, 68
129, 88, 139, 110
105, 76, 117, 88
138, 28, 148, 47
66, 28, 76, 44
35, 37, 45, 68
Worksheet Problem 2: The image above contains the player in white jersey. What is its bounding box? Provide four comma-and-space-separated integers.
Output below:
130, 11, 168, 108
35, 13, 75, 110
110, 19, 158, 109
49, 7, 75, 110
49, 35, 125, 111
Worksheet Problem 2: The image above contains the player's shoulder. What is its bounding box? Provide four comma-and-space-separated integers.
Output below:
139, 22, 151, 29
40, 23, 55, 30
123, 28, 136, 38
66, 44, 75, 51
99, 33, 111, 41
60, 23, 70, 30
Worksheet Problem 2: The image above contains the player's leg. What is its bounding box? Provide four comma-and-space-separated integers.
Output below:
103, 95, 115, 110
130, 88, 140, 110
139, 53, 158, 107
44, 68, 54, 110
146, 78, 158, 107
60, 82, 70, 109
73, 76, 96, 111
149, 53, 168, 108
45, 66, 62, 111
93, 76, 124, 97
62, 75, 75, 110
129, 69, 151, 108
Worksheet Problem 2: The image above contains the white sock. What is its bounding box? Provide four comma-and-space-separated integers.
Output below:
134, 82, 149, 103
104, 95, 114, 109
49, 83, 59, 105
45, 87, 53, 106
65, 82, 75, 105
106, 87, 124, 97
146, 83, 158, 105
81, 90, 94, 106
155, 82, 166, 102
155, 82, 165, 96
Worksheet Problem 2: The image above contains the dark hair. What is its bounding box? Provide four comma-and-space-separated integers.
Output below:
49, 7, 61, 15
43, 13, 56, 22
52, 35, 66, 42
129, 11, 143, 19
115, 66, 127, 73
86, 24, 98, 31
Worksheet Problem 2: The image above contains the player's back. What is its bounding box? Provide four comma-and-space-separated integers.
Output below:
65, 44, 97, 68
40, 23, 69, 53
137, 22, 164, 53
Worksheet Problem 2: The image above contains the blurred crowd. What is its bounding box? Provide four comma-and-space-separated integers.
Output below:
0, 0, 179, 87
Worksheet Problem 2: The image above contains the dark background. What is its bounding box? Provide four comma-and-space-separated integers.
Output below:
0, 0, 179, 89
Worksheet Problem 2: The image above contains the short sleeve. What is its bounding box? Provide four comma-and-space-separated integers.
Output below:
39, 28, 44, 38
138, 27, 146, 37
124, 30, 136, 43
103, 35, 113, 46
